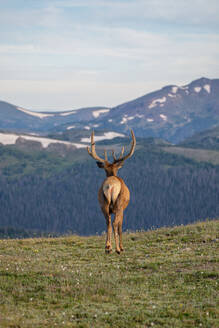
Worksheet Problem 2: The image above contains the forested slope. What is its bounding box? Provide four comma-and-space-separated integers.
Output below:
0, 140, 218, 236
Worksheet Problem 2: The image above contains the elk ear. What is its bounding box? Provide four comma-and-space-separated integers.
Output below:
96, 161, 105, 168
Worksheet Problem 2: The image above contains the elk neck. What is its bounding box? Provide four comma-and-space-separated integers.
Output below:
105, 165, 119, 177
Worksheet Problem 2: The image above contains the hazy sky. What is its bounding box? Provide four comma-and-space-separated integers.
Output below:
1, 0, 219, 111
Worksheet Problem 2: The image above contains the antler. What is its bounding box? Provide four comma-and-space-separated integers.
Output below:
87, 130, 136, 164
117, 129, 136, 162
87, 131, 108, 163
112, 130, 136, 163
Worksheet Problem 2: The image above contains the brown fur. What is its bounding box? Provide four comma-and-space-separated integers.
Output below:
98, 175, 130, 254
87, 130, 136, 254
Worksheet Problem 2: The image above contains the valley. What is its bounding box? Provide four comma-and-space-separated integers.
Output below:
0, 133, 218, 237
0, 77, 218, 237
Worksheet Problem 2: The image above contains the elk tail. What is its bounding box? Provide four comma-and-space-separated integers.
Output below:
103, 178, 121, 205
103, 184, 112, 204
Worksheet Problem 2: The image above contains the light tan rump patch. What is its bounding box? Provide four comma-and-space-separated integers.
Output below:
103, 176, 121, 205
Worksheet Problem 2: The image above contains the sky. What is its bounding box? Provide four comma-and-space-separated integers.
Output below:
0, 0, 219, 111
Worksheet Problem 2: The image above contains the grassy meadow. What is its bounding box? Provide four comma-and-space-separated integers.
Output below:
0, 220, 218, 327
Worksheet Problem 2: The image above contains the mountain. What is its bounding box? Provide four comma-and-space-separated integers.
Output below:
0, 130, 126, 156
94, 77, 219, 143
0, 77, 219, 143
0, 100, 110, 132
0, 131, 87, 151
1, 77, 219, 237
179, 125, 219, 150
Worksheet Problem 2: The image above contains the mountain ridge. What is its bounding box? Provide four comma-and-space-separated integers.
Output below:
0, 77, 219, 143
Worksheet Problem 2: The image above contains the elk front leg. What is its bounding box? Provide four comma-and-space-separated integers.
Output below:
105, 214, 112, 254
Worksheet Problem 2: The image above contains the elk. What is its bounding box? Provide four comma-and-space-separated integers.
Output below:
87, 130, 136, 254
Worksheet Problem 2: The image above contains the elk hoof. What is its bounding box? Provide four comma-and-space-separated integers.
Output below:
105, 246, 112, 254
116, 249, 121, 255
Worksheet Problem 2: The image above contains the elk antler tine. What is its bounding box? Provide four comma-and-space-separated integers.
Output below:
87, 131, 106, 163
117, 129, 136, 162
91, 131, 95, 148
104, 150, 108, 161
87, 146, 91, 155
112, 150, 117, 161
118, 146, 125, 160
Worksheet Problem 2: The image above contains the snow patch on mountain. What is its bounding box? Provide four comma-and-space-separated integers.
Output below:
120, 116, 129, 124
92, 109, 110, 118
120, 114, 141, 124
0, 133, 18, 145
171, 86, 178, 94
16, 107, 55, 119
160, 114, 167, 121
0, 133, 87, 149
194, 87, 202, 93
148, 97, 166, 109
81, 132, 125, 143
136, 114, 144, 118
59, 111, 76, 116
193, 84, 210, 94
203, 84, 211, 93
168, 93, 176, 98
147, 118, 154, 122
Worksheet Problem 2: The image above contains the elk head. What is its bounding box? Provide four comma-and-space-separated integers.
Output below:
87, 130, 136, 177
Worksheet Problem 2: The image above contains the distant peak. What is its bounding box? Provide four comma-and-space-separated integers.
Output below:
190, 77, 211, 85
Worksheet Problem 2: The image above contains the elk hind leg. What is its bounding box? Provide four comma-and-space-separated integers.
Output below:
104, 212, 112, 254
118, 213, 124, 252
113, 211, 123, 254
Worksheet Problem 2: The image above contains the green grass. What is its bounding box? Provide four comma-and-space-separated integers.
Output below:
0, 220, 218, 327
0, 145, 88, 179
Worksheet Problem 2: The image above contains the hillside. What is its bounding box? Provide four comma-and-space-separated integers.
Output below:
0, 101, 110, 132
98, 77, 219, 143
163, 146, 219, 166
180, 125, 219, 150
0, 136, 219, 236
0, 220, 218, 327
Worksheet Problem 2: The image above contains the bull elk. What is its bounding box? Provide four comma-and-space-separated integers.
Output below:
87, 130, 136, 254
